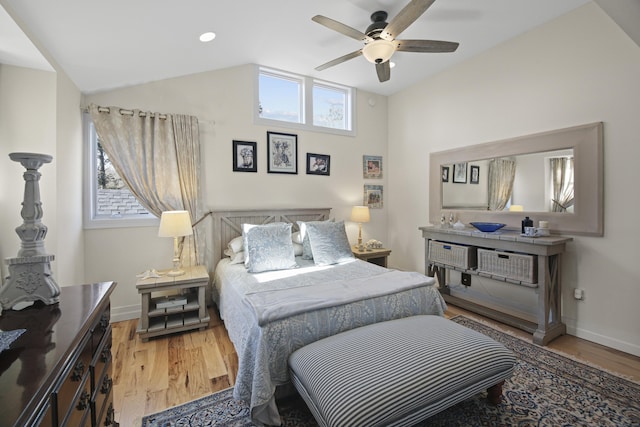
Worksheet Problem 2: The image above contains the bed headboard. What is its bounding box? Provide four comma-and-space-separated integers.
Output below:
211, 208, 331, 266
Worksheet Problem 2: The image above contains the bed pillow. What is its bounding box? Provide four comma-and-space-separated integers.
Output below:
227, 236, 244, 254
242, 222, 297, 273
293, 242, 303, 256
305, 220, 354, 266
223, 248, 245, 265
297, 219, 334, 260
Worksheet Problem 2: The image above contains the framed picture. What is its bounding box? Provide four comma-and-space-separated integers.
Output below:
363, 155, 383, 179
453, 162, 467, 183
470, 165, 480, 184
364, 184, 383, 209
306, 153, 330, 176
232, 140, 257, 172
267, 131, 297, 174
441, 166, 449, 183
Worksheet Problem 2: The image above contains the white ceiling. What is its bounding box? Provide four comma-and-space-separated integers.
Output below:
1, 0, 591, 96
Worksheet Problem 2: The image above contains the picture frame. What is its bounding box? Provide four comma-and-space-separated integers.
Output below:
232, 140, 257, 172
364, 184, 383, 209
441, 166, 449, 183
267, 131, 297, 174
453, 162, 467, 183
306, 153, 330, 176
363, 155, 383, 179
470, 165, 480, 184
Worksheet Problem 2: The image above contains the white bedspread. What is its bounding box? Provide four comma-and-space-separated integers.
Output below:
213, 257, 446, 426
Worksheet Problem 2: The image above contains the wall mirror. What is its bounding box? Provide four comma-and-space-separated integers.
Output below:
429, 122, 603, 236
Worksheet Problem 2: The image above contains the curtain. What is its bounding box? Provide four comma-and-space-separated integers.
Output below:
89, 104, 204, 268
550, 157, 574, 212
487, 158, 516, 211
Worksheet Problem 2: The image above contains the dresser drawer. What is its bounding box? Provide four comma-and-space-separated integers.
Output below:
91, 325, 112, 397
58, 373, 92, 427
97, 392, 117, 427
93, 359, 113, 424
53, 332, 93, 426
90, 307, 111, 356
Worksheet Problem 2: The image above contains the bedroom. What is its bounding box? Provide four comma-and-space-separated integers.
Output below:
0, 0, 639, 425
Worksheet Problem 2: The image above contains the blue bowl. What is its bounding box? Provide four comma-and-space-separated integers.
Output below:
470, 222, 506, 232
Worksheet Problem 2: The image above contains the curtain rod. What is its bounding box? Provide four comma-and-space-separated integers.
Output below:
81, 105, 215, 126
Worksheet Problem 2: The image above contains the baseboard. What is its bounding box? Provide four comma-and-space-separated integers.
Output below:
564, 318, 640, 358
111, 304, 140, 323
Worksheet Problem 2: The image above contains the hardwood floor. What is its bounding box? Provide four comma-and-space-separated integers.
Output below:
111, 305, 640, 426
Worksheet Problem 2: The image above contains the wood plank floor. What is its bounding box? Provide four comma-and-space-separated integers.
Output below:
111, 305, 640, 426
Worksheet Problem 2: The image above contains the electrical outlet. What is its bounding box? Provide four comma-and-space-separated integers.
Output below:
574, 288, 584, 300
461, 273, 471, 286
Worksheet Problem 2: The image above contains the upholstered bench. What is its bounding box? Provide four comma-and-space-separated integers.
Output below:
288, 315, 516, 427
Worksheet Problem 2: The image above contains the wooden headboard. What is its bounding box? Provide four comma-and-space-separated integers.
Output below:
211, 208, 331, 266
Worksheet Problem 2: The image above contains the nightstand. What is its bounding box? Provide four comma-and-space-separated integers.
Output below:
352, 247, 391, 267
136, 265, 210, 342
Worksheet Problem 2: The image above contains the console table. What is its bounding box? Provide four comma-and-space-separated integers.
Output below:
0, 281, 118, 426
419, 226, 572, 345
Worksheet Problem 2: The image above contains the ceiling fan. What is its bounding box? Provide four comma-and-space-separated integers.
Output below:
312, 0, 459, 82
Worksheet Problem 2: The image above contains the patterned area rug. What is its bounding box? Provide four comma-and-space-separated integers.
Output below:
141, 316, 640, 426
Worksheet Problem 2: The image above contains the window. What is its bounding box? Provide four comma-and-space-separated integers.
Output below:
255, 66, 355, 136
83, 113, 157, 228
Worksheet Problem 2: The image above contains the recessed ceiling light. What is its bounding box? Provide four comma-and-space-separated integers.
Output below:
199, 32, 216, 42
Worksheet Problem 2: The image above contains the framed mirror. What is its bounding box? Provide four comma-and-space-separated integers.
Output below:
429, 122, 603, 236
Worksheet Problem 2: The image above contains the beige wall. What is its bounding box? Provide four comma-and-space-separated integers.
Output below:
0, 64, 85, 289
387, 3, 640, 356
0, 65, 57, 279
83, 64, 389, 319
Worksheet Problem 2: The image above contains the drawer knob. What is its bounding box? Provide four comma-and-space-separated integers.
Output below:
101, 375, 113, 394
72, 360, 85, 381
76, 390, 90, 411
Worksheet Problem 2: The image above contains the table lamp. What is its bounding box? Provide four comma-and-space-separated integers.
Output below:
350, 206, 370, 250
509, 205, 524, 212
158, 210, 193, 276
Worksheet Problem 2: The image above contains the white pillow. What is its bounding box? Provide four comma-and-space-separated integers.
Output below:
293, 242, 303, 256
242, 222, 297, 273
305, 220, 354, 266
224, 248, 245, 265
291, 231, 303, 244
227, 236, 244, 254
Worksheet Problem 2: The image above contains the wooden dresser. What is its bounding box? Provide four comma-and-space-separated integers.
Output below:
0, 281, 118, 427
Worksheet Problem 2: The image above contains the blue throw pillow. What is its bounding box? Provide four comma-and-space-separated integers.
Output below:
305, 220, 354, 266
242, 223, 297, 273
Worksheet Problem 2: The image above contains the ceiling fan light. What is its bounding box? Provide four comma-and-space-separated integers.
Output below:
362, 39, 395, 64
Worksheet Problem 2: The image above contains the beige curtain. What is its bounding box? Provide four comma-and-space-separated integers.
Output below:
89, 104, 204, 268
550, 157, 574, 212
488, 158, 516, 211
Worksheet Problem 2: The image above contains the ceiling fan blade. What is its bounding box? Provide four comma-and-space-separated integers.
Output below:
396, 39, 459, 53
316, 50, 363, 71
375, 61, 391, 82
381, 0, 436, 41
312, 15, 373, 43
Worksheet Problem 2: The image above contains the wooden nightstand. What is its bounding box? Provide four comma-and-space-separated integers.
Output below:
136, 265, 210, 342
352, 247, 391, 267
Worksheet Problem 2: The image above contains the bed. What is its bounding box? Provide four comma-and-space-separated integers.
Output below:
210, 208, 447, 425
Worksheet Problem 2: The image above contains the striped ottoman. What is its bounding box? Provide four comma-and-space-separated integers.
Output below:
288, 315, 515, 427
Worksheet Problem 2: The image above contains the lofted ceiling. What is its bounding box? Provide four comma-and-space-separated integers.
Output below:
1, 0, 592, 96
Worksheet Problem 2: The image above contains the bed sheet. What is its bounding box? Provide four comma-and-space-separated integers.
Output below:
212, 257, 447, 426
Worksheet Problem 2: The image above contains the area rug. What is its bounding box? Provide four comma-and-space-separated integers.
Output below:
141, 316, 640, 426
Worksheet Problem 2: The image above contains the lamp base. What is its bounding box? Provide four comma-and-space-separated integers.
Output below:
166, 269, 185, 277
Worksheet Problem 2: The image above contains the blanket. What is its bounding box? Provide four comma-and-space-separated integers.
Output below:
245, 270, 436, 325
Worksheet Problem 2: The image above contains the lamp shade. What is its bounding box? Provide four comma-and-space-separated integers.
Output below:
158, 210, 193, 237
362, 39, 396, 64
350, 206, 370, 223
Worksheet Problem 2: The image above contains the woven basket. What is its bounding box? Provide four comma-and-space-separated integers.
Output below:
478, 248, 537, 284
428, 241, 477, 269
